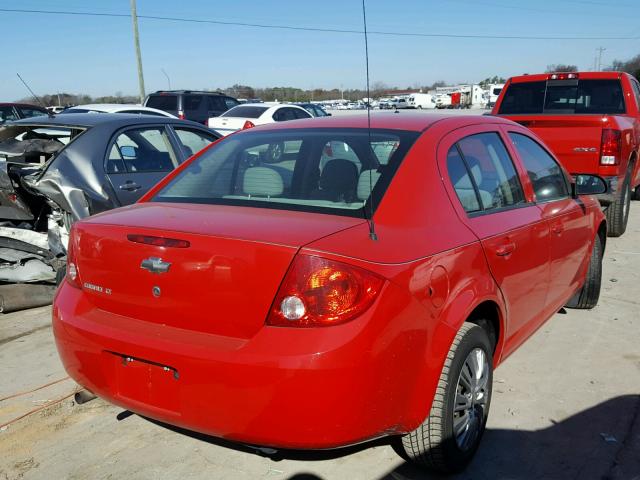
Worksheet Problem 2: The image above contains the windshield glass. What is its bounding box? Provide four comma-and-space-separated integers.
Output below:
153, 128, 418, 216
499, 79, 626, 114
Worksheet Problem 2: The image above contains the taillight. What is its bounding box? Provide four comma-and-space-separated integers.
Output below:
267, 255, 384, 328
600, 129, 622, 165
66, 227, 81, 289
548, 73, 579, 80
178, 111, 185, 120
242, 120, 255, 130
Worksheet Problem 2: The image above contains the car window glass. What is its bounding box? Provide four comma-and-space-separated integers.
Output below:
146, 95, 177, 110
457, 132, 525, 211
174, 128, 217, 158
509, 132, 569, 201
107, 127, 176, 174
0, 106, 18, 122
447, 146, 481, 213
153, 129, 415, 215
631, 80, 640, 109
224, 97, 239, 110
20, 107, 46, 118
184, 95, 203, 111
293, 108, 311, 119
207, 96, 226, 111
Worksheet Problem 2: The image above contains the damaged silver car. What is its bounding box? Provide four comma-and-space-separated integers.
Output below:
0, 113, 219, 285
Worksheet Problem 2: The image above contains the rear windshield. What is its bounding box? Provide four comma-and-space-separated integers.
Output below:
499, 79, 626, 115
146, 95, 178, 111
152, 128, 419, 217
223, 106, 269, 118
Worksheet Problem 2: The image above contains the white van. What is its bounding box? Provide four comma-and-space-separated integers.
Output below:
408, 93, 436, 109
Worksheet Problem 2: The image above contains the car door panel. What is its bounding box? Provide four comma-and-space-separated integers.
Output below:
438, 126, 551, 348
105, 125, 179, 206
505, 130, 593, 311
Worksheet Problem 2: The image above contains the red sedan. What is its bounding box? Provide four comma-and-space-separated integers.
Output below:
53, 113, 606, 473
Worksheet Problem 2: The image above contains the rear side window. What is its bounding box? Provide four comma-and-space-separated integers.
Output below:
631, 79, 640, 109
224, 97, 239, 110
184, 95, 203, 111
223, 106, 268, 118
509, 133, 569, 201
173, 128, 217, 157
146, 95, 178, 111
451, 132, 525, 212
499, 80, 626, 114
19, 107, 47, 118
0, 106, 18, 122
447, 147, 481, 213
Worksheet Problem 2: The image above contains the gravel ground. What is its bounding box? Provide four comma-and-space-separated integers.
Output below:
0, 204, 639, 480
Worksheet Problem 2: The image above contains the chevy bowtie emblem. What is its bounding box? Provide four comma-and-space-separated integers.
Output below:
140, 257, 171, 274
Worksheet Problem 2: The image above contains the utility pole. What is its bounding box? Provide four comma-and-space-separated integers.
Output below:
596, 47, 606, 72
130, 0, 146, 103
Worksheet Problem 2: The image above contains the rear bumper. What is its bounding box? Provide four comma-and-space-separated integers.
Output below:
52, 281, 434, 449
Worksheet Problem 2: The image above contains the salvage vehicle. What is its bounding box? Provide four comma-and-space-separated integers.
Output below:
53, 113, 607, 473
0, 103, 49, 124
493, 71, 640, 236
0, 114, 219, 283
208, 103, 312, 136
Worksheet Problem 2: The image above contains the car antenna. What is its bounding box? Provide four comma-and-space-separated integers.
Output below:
16, 73, 54, 118
361, 0, 377, 241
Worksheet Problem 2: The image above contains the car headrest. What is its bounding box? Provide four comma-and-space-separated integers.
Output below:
243, 167, 284, 197
357, 169, 381, 200
319, 159, 359, 197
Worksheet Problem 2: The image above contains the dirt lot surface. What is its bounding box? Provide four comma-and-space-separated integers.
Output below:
1, 210, 639, 480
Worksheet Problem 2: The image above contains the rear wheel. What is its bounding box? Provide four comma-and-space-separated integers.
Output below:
566, 233, 603, 309
401, 323, 493, 473
606, 172, 631, 237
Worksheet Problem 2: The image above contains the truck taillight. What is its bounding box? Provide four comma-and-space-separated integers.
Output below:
267, 255, 384, 328
242, 120, 255, 130
600, 129, 622, 165
66, 227, 81, 289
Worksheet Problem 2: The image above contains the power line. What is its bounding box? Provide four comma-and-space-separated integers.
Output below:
0, 8, 638, 41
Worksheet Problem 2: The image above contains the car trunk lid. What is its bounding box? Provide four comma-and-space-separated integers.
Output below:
74, 203, 365, 339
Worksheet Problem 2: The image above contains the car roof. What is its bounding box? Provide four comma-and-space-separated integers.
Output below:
508, 71, 625, 83
8, 113, 202, 128
245, 112, 516, 133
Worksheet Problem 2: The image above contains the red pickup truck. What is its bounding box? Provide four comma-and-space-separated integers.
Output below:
493, 71, 640, 236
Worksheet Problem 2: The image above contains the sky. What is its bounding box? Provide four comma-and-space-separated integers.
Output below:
2, 0, 639, 101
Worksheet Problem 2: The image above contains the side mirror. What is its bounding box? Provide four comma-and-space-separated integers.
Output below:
572, 174, 607, 197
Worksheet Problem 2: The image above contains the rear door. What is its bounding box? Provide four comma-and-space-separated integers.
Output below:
183, 94, 205, 123
439, 127, 551, 342
105, 125, 180, 205
505, 130, 592, 310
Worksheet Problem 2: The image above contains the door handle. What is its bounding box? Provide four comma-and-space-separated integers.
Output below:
119, 181, 142, 192
551, 223, 564, 235
495, 242, 516, 257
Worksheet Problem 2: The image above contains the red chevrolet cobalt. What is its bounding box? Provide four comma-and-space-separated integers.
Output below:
53, 113, 606, 473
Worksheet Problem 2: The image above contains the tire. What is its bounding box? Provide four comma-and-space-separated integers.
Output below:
401, 323, 493, 473
566, 233, 603, 309
605, 172, 631, 237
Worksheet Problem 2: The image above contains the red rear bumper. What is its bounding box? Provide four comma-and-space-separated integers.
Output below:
53, 281, 435, 449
